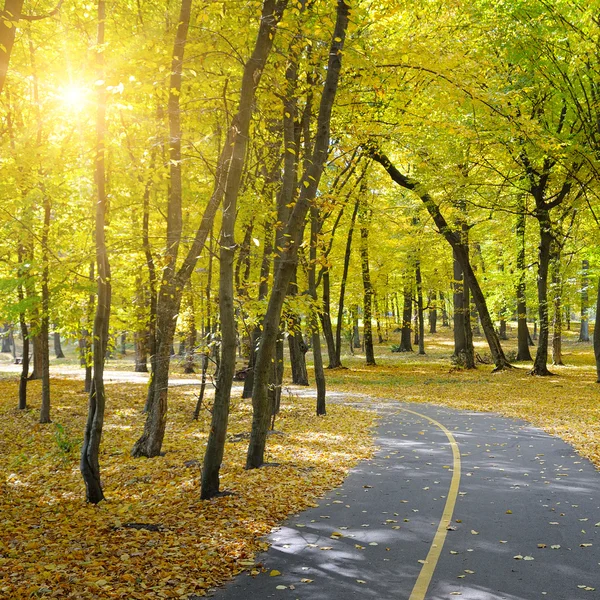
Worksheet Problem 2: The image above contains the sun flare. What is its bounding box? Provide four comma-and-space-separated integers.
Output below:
60, 84, 87, 110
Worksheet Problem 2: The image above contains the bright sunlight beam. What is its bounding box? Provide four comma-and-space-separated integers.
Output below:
60, 84, 88, 110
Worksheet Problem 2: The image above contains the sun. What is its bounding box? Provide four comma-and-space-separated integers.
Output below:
60, 84, 88, 110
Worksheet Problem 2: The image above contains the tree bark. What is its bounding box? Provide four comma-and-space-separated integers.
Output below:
200, 0, 287, 497
415, 261, 425, 355
531, 208, 553, 375
81, 0, 111, 504
309, 207, 326, 415
515, 204, 532, 361
0, 0, 25, 96
579, 258, 590, 342
428, 292, 437, 334
243, 217, 273, 398
246, 0, 349, 468
551, 249, 563, 366
594, 277, 600, 383
39, 191, 51, 424
335, 196, 359, 364
320, 270, 339, 368
53, 332, 65, 358
399, 283, 413, 352
17, 248, 29, 410
359, 210, 376, 365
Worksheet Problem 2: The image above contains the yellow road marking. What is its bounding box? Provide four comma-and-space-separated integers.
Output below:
401, 408, 462, 600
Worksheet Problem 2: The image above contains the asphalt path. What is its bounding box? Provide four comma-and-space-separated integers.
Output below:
207, 400, 599, 600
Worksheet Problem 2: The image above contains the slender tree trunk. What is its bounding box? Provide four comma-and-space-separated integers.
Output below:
288, 314, 309, 385
579, 258, 590, 342
134, 330, 148, 372
359, 211, 376, 365
243, 217, 272, 398
594, 277, 600, 383
399, 283, 413, 352
246, 0, 349, 468
183, 285, 197, 374
287, 269, 309, 384
515, 205, 532, 361
29, 334, 42, 380
193, 353, 209, 420
53, 332, 65, 359
499, 319, 507, 340
415, 261, 425, 355
531, 208, 553, 375
39, 193, 51, 424
462, 274, 475, 369
309, 209, 326, 415
335, 196, 359, 364
81, 0, 111, 504
440, 291, 449, 327
428, 292, 437, 334
200, 0, 287, 497
17, 248, 29, 409
0, 325, 10, 353
320, 270, 339, 368
551, 249, 563, 366
453, 249, 466, 357
352, 307, 361, 348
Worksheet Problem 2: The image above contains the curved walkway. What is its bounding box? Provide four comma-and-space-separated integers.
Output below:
208, 397, 599, 600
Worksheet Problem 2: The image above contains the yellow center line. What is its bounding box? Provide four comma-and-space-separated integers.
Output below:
400, 408, 462, 600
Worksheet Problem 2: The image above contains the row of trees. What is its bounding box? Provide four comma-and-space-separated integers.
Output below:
1, 0, 599, 503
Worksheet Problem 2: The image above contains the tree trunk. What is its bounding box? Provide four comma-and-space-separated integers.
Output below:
335, 196, 359, 365
246, 0, 349, 468
440, 291, 449, 327
416, 261, 425, 355
515, 204, 532, 361
80, 0, 111, 504
594, 277, 600, 383
17, 251, 29, 410
200, 0, 287, 498
29, 333, 43, 380
352, 306, 361, 348
288, 318, 309, 385
320, 270, 339, 368
53, 332, 65, 359
551, 250, 563, 366
579, 258, 590, 342
359, 212, 376, 365
287, 269, 309, 384
309, 209, 326, 415
531, 208, 553, 375
428, 292, 437, 334
453, 250, 466, 354
462, 274, 476, 369
0, 0, 25, 96
399, 284, 413, 352
1, 325, 10, 353
134, 329, 148, 372
499, 319, 507, 340
39, 191, 51, 424
243, 217, 273, 398
183, 285, 197, 374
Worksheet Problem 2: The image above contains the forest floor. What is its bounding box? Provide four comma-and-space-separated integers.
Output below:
0, 325, 598, 599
